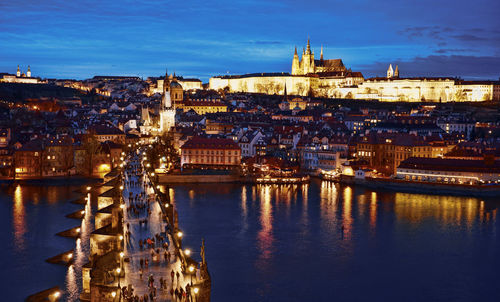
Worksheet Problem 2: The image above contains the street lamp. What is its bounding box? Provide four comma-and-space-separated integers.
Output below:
193, 287, 199, 302
177, 231, 183, 238
86, 186, 91, 191
185, 249, 191, 256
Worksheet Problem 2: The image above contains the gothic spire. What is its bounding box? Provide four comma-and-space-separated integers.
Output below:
294, 46, 298, 56
283, 83, 288, 100
306, 38, 311, 54
320, 45, 323, 60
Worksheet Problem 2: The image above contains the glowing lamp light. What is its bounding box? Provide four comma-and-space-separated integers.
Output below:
165, 203, 169, 208
194, 288, 199, 294
86, 186, 91, 191
119, 235, 123, 240
188, 265, 195, 272
111, 291, 116, 298
151, 172, 155, 176
156, 185, 160, 190
120, 252, 124, 258
146, 163, 151, 168
67, 253, 73, 259
177, 231, 183, 238
185, 249, 191, 256
120, 204, 125, 209
81, 210, 85, 215
53, 291, 61, 298
116, 267, 121, 274
119, 185, 124, 190
76, 228, 81, 233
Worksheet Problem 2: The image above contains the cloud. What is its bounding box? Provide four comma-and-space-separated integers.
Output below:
452, 34, 488, 42
434, 48, 475, 54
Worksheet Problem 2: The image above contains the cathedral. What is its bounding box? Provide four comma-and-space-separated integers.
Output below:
291, 39, 347, 75
159, 70, 176, 133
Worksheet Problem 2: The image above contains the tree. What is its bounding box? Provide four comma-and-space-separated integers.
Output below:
454, 89, 467, 102
82, 130, 101, 176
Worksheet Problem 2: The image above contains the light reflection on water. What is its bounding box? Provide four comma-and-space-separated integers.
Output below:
65, 193, 93, 302
3, 181, 499, 301
172, 180, 500, 302
0, 184, 93, 301
13, 185, 26, 252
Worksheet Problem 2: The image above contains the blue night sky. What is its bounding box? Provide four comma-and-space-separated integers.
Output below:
1, 0, 499, 81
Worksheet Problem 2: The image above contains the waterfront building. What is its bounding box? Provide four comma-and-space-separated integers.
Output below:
355, 132, 433, 175
42, 135, 75, 177
396, 156, 500, 184
180, 136, 241, 170
14, 139, 44, 178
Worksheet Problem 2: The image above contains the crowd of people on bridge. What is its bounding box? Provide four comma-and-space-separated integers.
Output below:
118, 152, 199, 302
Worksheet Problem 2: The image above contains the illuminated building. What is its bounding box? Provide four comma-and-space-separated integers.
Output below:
159, 70, 176, 134
396, 156, 500, 184
1, 65, 41, 84
209, 39, 364, 97
180, 136, 241, 170
177, 98, 228, 115
356, 132, 433, 175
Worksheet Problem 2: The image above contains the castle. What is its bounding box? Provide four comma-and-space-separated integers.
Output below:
209, 40, 500, 102
291, 39, 347, 75
210, 39, 364, 97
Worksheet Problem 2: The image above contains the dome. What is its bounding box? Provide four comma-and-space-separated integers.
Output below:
170, 81, 183, 89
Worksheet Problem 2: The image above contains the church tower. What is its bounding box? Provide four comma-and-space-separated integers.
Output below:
292, 46, 301, 75
27, 66, 31, 78
16, 65, 20, 77
159, 69, 176, 134
302, 38, 315, 74
387, 64, 394, 78
320, 45, 324, 61
394, 65, 399, 78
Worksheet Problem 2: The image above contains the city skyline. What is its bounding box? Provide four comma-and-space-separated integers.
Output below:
1, 0, 500, 81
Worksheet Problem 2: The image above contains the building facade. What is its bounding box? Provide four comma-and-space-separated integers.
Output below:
180, 137, 241, 169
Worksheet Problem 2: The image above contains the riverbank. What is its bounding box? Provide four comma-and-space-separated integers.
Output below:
0, 176, 102, 186
338, 175, 500, 197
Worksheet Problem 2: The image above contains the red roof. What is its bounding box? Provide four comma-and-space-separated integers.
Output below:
181, 136, 240, 150
398, 157, 500, 173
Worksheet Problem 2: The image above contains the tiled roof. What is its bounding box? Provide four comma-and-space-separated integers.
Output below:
399, 157, 500, 173
181, 136, 240, 150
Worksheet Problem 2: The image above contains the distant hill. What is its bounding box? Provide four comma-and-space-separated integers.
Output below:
0, 83, 84, 102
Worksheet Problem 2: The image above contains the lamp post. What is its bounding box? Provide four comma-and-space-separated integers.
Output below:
193, 287, 199, 302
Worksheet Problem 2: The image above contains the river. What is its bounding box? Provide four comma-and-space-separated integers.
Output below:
1, 180, 499, 301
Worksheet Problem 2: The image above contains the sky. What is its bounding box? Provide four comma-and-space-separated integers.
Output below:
1, 0, 499, 81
